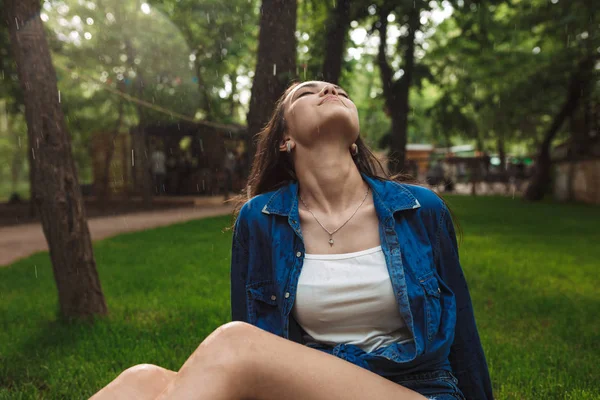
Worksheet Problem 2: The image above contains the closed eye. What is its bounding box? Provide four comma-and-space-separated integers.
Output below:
340, 93, 349, 98
297, 91, 313, 98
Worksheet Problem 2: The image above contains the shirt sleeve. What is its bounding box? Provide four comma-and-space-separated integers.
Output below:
435, 206, 494, 400
230, 213, 249, 322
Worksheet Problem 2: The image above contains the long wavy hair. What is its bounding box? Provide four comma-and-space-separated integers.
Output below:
230, 81, 416, 220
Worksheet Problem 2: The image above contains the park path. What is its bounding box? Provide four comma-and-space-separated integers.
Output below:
0, 202, 233, 267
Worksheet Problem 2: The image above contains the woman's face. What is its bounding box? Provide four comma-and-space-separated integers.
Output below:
282, 81, 360, 148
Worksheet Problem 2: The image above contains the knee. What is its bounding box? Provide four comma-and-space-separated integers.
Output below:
91, 364, 176, 400
202, 321, 261, 349
117, 364, 176, 387
198, 321, 263, 370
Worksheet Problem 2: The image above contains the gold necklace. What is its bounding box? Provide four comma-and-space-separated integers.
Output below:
299, 187, 370, 247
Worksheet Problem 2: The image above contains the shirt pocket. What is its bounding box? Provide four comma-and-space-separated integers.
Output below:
246, 280, 281, 335
420, 275, 442, 343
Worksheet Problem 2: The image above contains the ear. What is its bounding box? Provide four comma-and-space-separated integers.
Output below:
279, 138, 294, 153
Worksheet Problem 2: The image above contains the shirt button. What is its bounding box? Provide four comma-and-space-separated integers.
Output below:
296, 251, 302, 257
271, 295, 277, 301
285, 292, 290, 298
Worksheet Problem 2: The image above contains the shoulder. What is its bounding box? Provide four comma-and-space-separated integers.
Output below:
396, 182, 448, 214
236, 188, 280, 224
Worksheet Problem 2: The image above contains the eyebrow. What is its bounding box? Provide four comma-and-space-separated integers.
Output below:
291, 82, 349, 102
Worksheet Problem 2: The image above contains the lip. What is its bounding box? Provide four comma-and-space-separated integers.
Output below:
319, 95, 342, 105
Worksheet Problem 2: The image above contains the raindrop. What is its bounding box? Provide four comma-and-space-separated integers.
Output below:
86, 17, 94, 25
273, 63, 277, 76
58, 90, 61, 103
40, 13, 49, 22
84, 32, 92, 40
141, 3, 151, 14
131, 149, 135, 166
532, 46, 541, 54
57, 4, 69, 15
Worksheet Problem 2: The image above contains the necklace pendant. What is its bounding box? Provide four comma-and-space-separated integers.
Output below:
328, 238, 334, 246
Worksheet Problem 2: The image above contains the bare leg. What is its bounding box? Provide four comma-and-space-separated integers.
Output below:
89, 364, 176, 400
154, 321, 427, 400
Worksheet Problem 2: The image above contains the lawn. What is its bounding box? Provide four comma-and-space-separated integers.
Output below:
0, 196, 598, 399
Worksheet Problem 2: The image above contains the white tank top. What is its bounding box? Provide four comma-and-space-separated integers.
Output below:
291, 245, 413, 353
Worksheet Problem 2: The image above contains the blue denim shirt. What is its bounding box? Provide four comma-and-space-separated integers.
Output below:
230, 174, 493, 399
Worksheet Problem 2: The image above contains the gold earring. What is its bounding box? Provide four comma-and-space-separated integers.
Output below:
350, 143, 358, 156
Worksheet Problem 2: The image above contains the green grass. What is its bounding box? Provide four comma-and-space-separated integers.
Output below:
0, 196, 599, 399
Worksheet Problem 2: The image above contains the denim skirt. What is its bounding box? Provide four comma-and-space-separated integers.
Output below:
389, 370, 466, 400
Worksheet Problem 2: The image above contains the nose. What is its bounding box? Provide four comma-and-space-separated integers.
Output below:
320, 84, 338, 97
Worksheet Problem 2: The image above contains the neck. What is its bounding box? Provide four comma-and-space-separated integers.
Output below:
295, 143, 367, 215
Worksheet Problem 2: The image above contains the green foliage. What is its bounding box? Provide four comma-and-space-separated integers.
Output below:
149, 0, 259, 123
1, 0, 598, 185
424, 0, 599, 152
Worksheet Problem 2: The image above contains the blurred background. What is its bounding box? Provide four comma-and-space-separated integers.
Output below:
0, 0, 598, 399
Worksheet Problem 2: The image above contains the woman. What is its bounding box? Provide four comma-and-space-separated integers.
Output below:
91, 81, 493, 400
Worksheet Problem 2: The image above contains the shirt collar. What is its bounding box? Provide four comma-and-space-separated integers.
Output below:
261, 173, 420, 217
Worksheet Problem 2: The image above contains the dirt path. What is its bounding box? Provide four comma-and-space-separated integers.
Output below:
0, 204, 233, 267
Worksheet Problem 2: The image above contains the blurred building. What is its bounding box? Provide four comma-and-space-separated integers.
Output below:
552, 137, 600, 204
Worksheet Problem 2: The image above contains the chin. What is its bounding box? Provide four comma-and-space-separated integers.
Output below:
317, 108, 359, 132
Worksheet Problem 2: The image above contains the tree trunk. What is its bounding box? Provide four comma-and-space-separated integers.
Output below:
194, 59, 214, 121
377, 5, 419, 174
497, 133, 506, 172
99, 95, 125, 207
125, 38, 152, 204
523, 56, 595, 201
321, 0, 351, 84
5, 0, 107, 319
246, 0, 297, 166
230, 71, 238, 118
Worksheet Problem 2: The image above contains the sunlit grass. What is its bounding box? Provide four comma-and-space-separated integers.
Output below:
0, 196, 598, 399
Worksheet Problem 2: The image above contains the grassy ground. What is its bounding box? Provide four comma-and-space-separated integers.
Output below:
0, 196, 598, 399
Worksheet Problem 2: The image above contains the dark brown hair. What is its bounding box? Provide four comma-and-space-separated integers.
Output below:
230, 81, 415, 219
